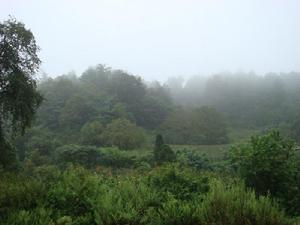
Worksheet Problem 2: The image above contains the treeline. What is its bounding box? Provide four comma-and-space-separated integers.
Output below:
21, 65, 228, 149
13, 65, 300, 164
167, 72, 300, 131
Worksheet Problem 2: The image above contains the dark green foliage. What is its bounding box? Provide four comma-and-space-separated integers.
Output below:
154, 134, 176, 163
0, 18, 42, 169
0, 173, 46, 221
198, 180, 289, 225
161, 107, 228, 145
97, 148, 137, 169
148, 164, 210, 201
59, 95, 97, 129
0, 137, 17, 170
229, 130, 300, 216
46, 167, 98, 224
80, 121, 104, 146
34, 64, 173, 139
54, 145, 151, 170
6, 207, 55, 225
37, 76, 79, 130
55, 145, 99, 168
102, 118, 145, 150
1, 165, 293, 225
177, 150, 212, 171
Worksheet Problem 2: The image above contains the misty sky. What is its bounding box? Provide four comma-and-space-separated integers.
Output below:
1, 0, 300, 81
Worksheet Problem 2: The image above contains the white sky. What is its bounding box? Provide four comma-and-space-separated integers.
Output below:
1, 0, 300, 81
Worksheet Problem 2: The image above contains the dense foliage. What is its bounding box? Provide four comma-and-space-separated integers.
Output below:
25, 65, 230, 152
0, 165, 293, 225
0, 18, 42, 169
161, 107, 228, 144
1, 18, 300, 224
167, 73, 300, 130
229, 131, 300, 216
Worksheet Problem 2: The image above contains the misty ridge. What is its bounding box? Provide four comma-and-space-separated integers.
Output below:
38, 65, 300, 132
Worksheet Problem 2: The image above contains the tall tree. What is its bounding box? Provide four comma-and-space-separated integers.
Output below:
0, 18, 42, 168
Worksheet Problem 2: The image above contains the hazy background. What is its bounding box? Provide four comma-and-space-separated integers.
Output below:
1, 0, 300, 81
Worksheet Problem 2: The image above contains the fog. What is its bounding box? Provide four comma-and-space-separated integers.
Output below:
1, 0, 300, 81
2, 2, 300, 220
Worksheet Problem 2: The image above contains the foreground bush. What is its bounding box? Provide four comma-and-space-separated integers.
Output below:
0, 165, 296, 225
199, 180, 288, 225
229, 130, 300, 216
0, 173, 46, 222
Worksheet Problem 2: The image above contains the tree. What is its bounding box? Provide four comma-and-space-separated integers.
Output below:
80, 121, 104, 146
59, 95, 96, 129
102, 118, 145, 150
229, 130, 300, 215
0, 18, 42, 169
154, 134, 176, 164
161, 107, 228, 145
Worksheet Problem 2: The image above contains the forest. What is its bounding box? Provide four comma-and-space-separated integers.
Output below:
1, 17, 300, 225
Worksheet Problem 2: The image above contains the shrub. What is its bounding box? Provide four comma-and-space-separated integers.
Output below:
97, 147, 135, 169
0, 173, 46, 222
1, 165, 295, 225
46, 166, 100, 224
80, 121, 104, 146
55, 145, 99, 168
102, 118, 145, 150
154, 134, 176, 164
6, 208, 54, 225
161, 107, 228, 145
148, 164, 210, 200
91, 177, 161, 225
229, 130, 300, 216
199, 180, 289, 225
143, 197, 200, 225
176, 149, 212, 171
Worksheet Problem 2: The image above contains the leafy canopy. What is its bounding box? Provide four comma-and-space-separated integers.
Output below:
0, 17, 42, 168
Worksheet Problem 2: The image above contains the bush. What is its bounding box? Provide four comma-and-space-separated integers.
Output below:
80, 121, 104, 146
176, 150, 212, 171
102, 118, 145, 150
91, 177, 161, 225
199, 180, 289, 225
98, 147, 153, 169
161, 107, 229, 145
0, 165, 295, 225
97, 147, 136, 169
46, 166, 99, 224
154, 134, 176, 164
229, 130, 300, 216
0, 138, 17, 170
55, 145, 99, 168
6, 208, 54, 225
148, 164, 210, 200
0, 173, 46, 222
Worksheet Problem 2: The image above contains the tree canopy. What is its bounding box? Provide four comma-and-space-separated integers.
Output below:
0, 18, 42, 169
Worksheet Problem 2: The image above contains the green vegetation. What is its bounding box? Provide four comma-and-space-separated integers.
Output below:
1, 18, 300, 224
0, 165, 294, 225
154, 134, 176, 164
0, 18, 42, 169
229, 131, 300, 215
